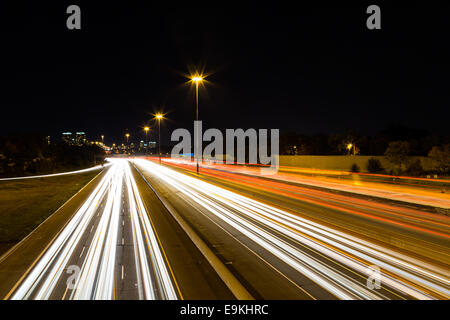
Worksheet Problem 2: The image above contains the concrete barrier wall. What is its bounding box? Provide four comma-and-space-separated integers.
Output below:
279, 155, 434, 173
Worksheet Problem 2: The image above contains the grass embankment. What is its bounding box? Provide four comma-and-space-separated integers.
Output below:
0, 170, 101, 256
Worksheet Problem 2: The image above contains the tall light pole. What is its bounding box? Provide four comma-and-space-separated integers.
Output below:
347, 143, 356, 156
192, 75, 204, 174
347, 143, 352, 155
144, 126, 150, 153
125, 133, 130, 153
144, 126, 150, 142
101, 135, 104, 144
155, 114, 163, 163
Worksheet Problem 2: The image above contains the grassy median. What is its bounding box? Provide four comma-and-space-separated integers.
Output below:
0, 170, 101, 256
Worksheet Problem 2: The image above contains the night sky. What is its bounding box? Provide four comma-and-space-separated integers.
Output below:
1, 1, 449, 145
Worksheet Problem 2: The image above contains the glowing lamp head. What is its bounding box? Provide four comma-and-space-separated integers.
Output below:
155, 114, 163, 120
125, 133, 130, 138
347, 143, 353, 150
192, 76, 203, 83
144, 126, 150, 132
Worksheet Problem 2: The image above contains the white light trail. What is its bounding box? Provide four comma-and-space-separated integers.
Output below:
12, 162, 119, 300
124, 163, 178, 300
71, 160, 124, 299
134, 159, 450, 300
0, 163, 110, 181
11, 159, 178, 300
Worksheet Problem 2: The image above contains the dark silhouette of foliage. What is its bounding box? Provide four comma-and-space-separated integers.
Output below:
366, 157, 384, 173
405, 159, 424, 176
428, 144, 450, 174
350, 163, 360, 173
384, 141, 411, 174
0, 134, 105, 177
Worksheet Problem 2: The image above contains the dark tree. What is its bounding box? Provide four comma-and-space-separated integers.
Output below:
385, 141, 411, 174
350, 163, 360, 173
366, 157, 384, 173
428, 144, 450, 174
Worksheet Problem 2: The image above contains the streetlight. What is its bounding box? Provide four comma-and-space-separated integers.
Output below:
101, 135, 104, 144
347, 143, 355, 156
144, 126, 150, 153
125, 133, 130, 153
191, 74, 204, 174
154, 113, 163, 163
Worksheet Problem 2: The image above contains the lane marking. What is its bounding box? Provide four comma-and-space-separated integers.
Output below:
62, 286, 69, 300
79, 246, 85, 258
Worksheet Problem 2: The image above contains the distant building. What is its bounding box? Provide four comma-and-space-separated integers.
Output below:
62, 131, 89, 146
75, 132, 87, 145
62, 132, 74, 145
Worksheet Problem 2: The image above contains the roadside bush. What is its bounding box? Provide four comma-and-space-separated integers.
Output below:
350, 163, 360, 173
428, 144, 450, 174
385, 141, 410, 175
406, 159, 424, 176
366, 157, 384, 173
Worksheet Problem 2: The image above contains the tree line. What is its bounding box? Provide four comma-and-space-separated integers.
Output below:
280, 125, 450, 176
0, 134, 106, 177
280, 125, 449, 157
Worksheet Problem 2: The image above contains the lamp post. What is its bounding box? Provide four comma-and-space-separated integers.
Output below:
155, 114, 163, 163
144, 126, 149, 153
192, 75, 204, 174
347, 143, 352, 155
347, 143, 356, 156
125, 133, 130, 154
101, 135, 104, 144
144, 127, 149, 142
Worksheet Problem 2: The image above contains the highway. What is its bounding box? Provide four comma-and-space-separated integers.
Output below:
132, 158, 450, 300
10, 159, 179, 300
4, 158, 449, 300
158, 158, 450, 209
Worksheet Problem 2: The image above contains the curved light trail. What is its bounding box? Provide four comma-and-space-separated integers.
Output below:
0, 164, 110, 181
134, 159, 450, 300
158, 157, 450, 209
10, 159, 178, 300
